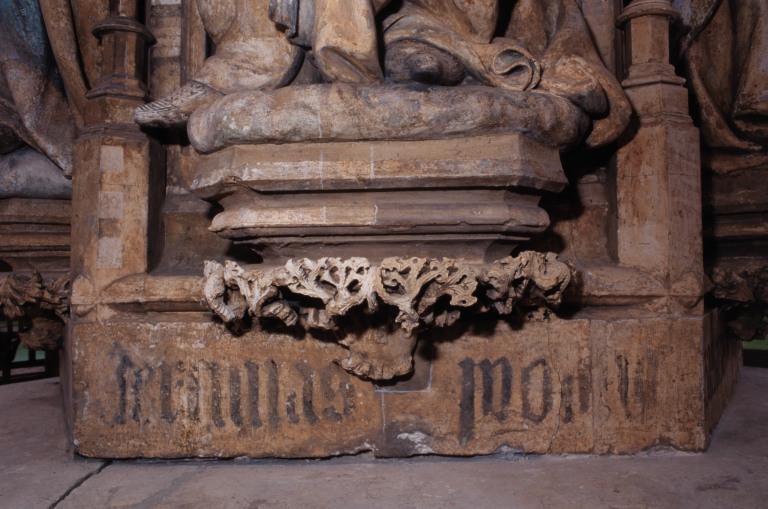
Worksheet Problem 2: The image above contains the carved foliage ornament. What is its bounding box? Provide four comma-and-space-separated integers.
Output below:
203, 252, 572, 380
711, 266, 768, 341
0, 271, 70, 351
0, 271, 70, 321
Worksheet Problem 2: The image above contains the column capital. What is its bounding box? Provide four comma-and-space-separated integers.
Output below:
619, 0, 686, 101
616, 0, 679, 27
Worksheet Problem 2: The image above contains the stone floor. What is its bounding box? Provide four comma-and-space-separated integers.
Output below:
1, 369, 767, 509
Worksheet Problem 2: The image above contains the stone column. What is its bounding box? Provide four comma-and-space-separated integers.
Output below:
616, 0, 704, 311
70, 0, 161, 306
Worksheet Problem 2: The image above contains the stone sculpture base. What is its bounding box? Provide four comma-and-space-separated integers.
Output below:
185, 134, 565, 262
70, 311, 733, 457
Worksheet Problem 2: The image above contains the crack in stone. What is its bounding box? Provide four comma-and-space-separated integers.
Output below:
48, 460, 112, 509
121, 468, 202, 509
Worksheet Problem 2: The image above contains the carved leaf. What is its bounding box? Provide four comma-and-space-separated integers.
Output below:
0, 271, 70, 353
480, 251, 572, 314
203, 261, 246, 324
282, 258, 374, 309
0, 273, 29, 319
222, 261, 276, 317
39, 274, 70, 320
18, 317, 63, 351
375, 257, 445, 333
0, 271, 45, 319
201, 252, 573, 381
418, 260, 477, 316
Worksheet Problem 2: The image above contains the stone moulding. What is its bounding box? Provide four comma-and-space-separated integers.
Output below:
203, 251, 573, 380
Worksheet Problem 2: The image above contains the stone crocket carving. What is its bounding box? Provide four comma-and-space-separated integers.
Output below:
202, 252, 573, 380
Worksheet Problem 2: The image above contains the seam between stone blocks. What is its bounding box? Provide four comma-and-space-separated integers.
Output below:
545, 324, 563, 453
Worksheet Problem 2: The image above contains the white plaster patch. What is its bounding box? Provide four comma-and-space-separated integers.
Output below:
96, 237, 123, 268
99, 191, 124, 219
396, 431, 434, 454
369, 144, 375, 178
232, 207, 327, 226
100, 145, 124, 173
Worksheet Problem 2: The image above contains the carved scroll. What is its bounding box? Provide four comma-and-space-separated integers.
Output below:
202, 252, 573, 380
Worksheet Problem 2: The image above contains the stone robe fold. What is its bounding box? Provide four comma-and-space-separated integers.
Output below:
306, 0, 630, 148
675, 0, 768, 154
0, 0, 75, 175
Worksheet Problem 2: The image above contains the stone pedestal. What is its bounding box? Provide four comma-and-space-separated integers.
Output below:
187, 134, 565, 262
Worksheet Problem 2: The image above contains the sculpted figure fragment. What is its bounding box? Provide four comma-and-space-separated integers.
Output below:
136, 0, 631, 151
675, 0, 768, 156
0, 0, 75, 198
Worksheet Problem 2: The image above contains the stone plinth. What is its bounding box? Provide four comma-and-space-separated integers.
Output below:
70, 314, 710, 458
186, 134, 565, 261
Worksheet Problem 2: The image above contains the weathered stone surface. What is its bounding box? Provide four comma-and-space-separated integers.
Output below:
383, 316, 707, 456
210, 189, 550, 243
70, 133, 164, 294
703, 310, 741, 435
72, 321, 382, 458
71, 314, 709, 458
187, 84, 590, 152
616, 0, 705, 317
187, 134, 566, 261
0, 197, 70, 275
189, 133, 567, 195
378, 319, 596, 456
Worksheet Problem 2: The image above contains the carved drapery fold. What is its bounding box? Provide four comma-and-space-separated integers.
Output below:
136, 0, 631, 151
